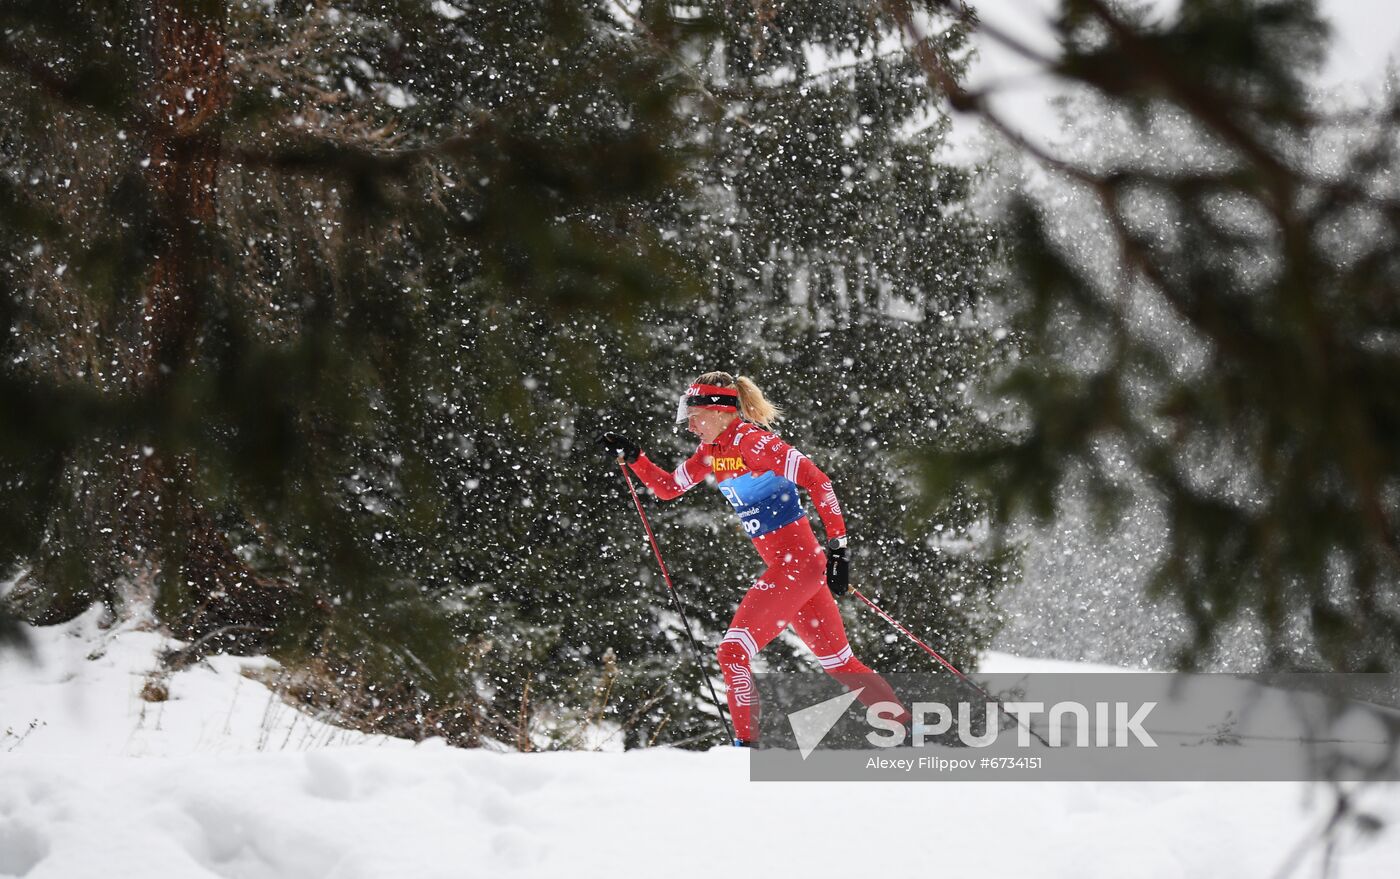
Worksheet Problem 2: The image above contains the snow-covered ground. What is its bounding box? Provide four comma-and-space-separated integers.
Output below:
0, 608, 396, 758
3, 613, 1400, 878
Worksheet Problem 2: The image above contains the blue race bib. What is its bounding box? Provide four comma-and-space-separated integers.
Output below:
716, 471, 804, 537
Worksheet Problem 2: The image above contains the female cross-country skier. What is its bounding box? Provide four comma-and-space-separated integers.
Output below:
599, 372, 909, 746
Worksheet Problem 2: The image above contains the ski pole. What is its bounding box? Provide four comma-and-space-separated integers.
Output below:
615, 461, 736, 744
849, 586, 1051, 748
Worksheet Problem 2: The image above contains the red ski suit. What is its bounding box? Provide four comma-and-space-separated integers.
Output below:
629, 418, 907, 742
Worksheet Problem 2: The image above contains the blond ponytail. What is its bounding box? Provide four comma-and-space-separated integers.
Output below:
695, 371, 781, 429
735, 376, 781, 429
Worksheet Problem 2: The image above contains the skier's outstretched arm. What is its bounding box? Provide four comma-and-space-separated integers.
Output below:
629, 449, 711, 500
597, 432, 711, 501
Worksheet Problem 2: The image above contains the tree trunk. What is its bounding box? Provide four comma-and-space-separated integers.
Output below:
135, 0, 288, 649
142, 0, 226, 381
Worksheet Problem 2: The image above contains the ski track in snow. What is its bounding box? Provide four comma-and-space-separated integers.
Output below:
2, 613, 1399, 878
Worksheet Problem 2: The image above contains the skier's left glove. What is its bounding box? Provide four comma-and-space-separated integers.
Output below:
826, 537, 849, 597
596, 431, 641, 464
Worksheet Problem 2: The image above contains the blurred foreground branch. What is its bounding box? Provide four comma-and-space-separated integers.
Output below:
892, 0, 1400, 672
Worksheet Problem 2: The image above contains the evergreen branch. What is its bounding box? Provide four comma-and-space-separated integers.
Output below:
606, 0, 753, 129
880, 0, 1101, 188
0, 35, 142, 128
0, 38, 85, 104
707, 46, 918, 100
1069, 0, 1295, 185
225, 129, 487, 178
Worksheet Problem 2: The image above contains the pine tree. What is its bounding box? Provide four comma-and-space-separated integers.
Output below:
0, 0, 699, 739
630, 0, 1011, 678
919, 0, 1400, 672
2, 1, 1011, 746
438, 1, 1015, 745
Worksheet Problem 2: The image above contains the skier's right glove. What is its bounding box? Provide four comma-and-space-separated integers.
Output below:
826, 537, 849, 597
596, 432, 641, 464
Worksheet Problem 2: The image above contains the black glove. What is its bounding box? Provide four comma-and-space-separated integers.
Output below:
826, 537, 849, 597
596, 431, 641, 464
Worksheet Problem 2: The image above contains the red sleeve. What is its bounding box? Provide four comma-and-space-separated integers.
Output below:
627, 447, 712, 501
738, 430, 847, 540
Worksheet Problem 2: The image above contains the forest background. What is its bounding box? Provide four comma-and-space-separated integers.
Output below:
2, 0, 1398, 750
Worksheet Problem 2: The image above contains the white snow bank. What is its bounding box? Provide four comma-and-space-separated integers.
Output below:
3, 615, 1399, 878
0, 607, 398, 757
980, 649, 1143, 674
0, 612, 1128, 758
5, 744, 1400, 878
